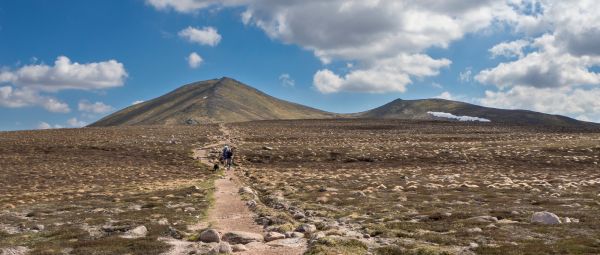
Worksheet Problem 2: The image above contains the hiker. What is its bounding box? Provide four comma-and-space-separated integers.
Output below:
222, 145, 234, 170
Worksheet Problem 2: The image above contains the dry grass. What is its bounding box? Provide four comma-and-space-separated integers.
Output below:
0, 125, 220, 254
232, 119, 600, 254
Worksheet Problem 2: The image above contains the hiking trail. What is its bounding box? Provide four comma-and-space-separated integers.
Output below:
191, 123, 306, 255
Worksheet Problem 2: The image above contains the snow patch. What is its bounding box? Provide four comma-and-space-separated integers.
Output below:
427, 111, 491, 122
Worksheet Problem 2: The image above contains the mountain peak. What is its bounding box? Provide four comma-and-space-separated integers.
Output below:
91, 78, 333, 126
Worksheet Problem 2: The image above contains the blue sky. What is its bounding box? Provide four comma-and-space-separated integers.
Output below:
1, 0, 599, 130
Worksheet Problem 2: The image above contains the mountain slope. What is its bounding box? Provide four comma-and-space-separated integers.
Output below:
91, 77, 334, 126
353, 98, 596, 127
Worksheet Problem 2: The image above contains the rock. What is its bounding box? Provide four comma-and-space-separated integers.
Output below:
222, 231, 264, 244
200, 229, 221, 243
266, 237, 307, 248
168, 226, 184, 239
262, 146, 273, 151
465, 216, 498, 223
293, 212, 306, 219
264, 231, 285, 242
212, 242, 232, 254
466, 227, 482, 233
308, 231, 326, 244
469, 242, 479, 249
239, 187, 256, 195
32, 224, 45, 231
531, 211, 562, 225
0, 246, 29, 255
123, 225, 148, 238
296, 223, 317, 233
231, 244, 248, 252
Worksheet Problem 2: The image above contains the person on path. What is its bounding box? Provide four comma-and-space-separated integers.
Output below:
222, 145, 234, 170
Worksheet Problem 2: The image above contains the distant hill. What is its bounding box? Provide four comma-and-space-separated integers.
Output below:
91, 77, 597, 129
90, 77, 334, 126
353, 98, 597, 128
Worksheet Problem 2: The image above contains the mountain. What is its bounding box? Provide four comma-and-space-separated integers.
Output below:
353, 98, 597, 128
90, 77, 334, 126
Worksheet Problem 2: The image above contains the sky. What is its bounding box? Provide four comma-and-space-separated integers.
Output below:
1, 0, 600, 131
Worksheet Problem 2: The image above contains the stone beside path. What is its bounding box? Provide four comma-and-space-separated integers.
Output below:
188, 124, 307, 255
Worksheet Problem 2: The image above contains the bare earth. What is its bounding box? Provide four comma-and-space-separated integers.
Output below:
194, 124, 306, 255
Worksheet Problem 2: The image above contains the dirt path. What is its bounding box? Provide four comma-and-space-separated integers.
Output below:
192, 124, 306, 255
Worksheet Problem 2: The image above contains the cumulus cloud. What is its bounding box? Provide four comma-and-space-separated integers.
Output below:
37, 121, 63, 129
187, 52, 203, 68
435, 91, 454, 100
314, 54, 450, 93
278, 73, 295, 87
0, 86, 70, 113
428, 111, 491, 122
489, 39, 530, 59
178, 26, 221, 46
149, 0, 517, 93
480, 86, 600, 122
0, 56, 127, 92
78, 100, 114, 114
0, 56, 127, 113
67, 117, 87, 127
459, 67, 472, 83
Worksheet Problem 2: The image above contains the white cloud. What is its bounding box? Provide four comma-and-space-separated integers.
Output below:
37, 122, 52, 130
0, 56, 126, 113
428, 111, 491, 122
187, 52, 203, 68
435, 91, 454, 100
178, 26, 221, 46
37, 121, 63, 129
78, 100, 114, 114
132, 100, 145, 105
67, 117, 87, 128
146, 0, 245, 13
459, 67, 472, 83
0, 56, 127, 92
314, 54, 450, 93
278, 73, 295, 87
0, 86, 70, 113
477, 34, 600, 89
480, 86, 600, 122
490, 39, 530, 59
149, 0, 516, 93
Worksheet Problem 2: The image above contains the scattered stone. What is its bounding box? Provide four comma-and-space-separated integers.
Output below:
466, 227, 482, 233
231, 244, 248, 252
465, 216, 498, 223
262, 146, 273, 151
199, 229, 221, 243
266, 237, 307, 248
123, 225, 148, 238
264, 231, 285, 242
531, 211, 561, 225
222, 231, 264, 244
210, 242, 232, 254
293, 212, 305, 219
0, 246, 29, 255
168, 226, 184, 239
296, 224, 317, 233
32, 224, 45, 231
469, 242, 479, 249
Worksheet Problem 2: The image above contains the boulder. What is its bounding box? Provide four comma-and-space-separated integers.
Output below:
531, 211, 561, 225
208, 242, 232, 254
296, 224, 317, 233
264, 231, 285, 242
222, 231, 264, 244
200, 229, 221, 243
123, 225, 148, 238
231, 244, 248, 252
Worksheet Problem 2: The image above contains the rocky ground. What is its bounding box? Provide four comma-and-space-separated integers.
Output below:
1, 119, 599, 255
231, 119, 600, 255
0, 126, 220, 255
